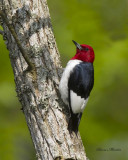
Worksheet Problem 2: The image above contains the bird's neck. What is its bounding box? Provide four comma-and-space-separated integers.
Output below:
71, 53, 94, 63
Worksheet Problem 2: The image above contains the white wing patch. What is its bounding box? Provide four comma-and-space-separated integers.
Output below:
70, 90, 89, 114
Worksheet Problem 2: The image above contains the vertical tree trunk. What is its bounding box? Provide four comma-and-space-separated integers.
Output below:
0, 0, 87, 159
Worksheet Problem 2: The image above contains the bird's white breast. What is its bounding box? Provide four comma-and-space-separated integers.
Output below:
59, 60, 82, 105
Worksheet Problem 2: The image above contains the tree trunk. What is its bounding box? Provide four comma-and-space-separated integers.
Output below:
0, 0, 87, 159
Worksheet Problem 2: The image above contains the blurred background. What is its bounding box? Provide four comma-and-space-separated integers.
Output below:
0, 0, 128, 159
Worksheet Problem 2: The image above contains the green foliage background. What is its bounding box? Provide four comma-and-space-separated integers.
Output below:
0, 0, 128, 159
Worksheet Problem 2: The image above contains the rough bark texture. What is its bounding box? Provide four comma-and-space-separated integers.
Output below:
0, 0, 87, 159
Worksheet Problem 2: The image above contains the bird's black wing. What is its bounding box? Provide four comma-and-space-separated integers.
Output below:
68, 62, 94, 134
68, 62, 94, 99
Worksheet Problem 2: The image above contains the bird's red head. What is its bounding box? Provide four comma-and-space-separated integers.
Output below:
71, 40, 95, 63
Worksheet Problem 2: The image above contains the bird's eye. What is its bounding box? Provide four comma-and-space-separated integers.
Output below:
85, 48, 89, 51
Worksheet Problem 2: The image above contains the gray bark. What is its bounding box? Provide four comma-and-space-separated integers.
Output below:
0, 0, 87, 159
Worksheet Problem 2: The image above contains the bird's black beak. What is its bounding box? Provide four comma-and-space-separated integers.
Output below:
72, 40, 82, 50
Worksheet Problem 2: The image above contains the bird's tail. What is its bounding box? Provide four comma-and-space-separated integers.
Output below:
68, 112, 82, 134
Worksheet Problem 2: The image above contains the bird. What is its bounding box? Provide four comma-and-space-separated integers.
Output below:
59, 40, 95, 134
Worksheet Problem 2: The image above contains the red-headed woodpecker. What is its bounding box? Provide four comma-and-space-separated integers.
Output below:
59, 40, 95, 134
